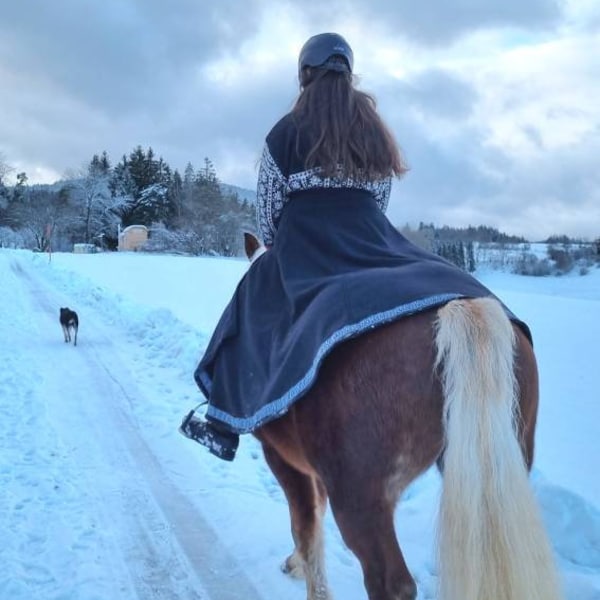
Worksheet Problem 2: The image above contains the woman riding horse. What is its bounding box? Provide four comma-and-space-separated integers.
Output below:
180, 33, 562, 600
181, 32, 504, 457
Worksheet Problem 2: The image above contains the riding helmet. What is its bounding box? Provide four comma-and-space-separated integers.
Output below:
298, 32, 354, 78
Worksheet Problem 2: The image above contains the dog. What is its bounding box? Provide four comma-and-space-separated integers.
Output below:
59, 307, 79, 346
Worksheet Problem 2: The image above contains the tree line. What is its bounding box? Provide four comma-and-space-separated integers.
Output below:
400, 222, 600, 275
0, 147, 255, 256
399, 222, 522, 272
1, 149, 598, 265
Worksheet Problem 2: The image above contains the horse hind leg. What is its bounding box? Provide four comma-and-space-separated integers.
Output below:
282, 477, 328, 582
513, 325, 539, 471
327, 478, 417, 600
261, 443, 331, 600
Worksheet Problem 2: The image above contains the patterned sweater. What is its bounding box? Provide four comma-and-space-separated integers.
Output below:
256, 113, 392, 246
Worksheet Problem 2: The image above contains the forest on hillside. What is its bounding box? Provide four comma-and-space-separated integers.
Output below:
399, 223, 599, 276
0, 148, 254, 256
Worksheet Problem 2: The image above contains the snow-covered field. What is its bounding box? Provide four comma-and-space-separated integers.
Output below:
1, 248, 599, 600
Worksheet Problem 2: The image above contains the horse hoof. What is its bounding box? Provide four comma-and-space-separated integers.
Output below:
281, 552, 305, 579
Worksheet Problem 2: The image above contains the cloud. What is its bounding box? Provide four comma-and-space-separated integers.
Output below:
381, 29, 600, 240
290, 0, 563, 45
0, 0, 597, 240
0, 0, 265, 114
0, 0, 301, 182
382, 69, 479, 120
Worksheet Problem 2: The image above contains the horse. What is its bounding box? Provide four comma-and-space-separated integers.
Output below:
242, 232, 562, 600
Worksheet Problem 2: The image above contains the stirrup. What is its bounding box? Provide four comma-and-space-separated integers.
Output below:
179, 410, 239, 462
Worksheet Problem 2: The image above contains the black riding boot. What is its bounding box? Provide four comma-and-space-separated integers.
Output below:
179, 411, 239, 462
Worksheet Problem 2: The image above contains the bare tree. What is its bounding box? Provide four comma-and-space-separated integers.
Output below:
10, 187, 68, 251
64, 155, 121, 244
0, 152, 13, 183
0, 153, 13, 217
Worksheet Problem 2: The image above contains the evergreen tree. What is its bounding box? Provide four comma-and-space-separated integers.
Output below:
89, 151, 111, 177
109, 146, 175, 226
435, 241, 469, 271
168, 169, 183, 224
457, 241, 466, 270
466, 241, 476, 272
13, 172, 28, 203
178, 162, 196, 224
194, 157, 222, 223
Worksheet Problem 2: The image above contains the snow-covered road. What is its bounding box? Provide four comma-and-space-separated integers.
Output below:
2, 249, 599, 600
1, 255, 263, 600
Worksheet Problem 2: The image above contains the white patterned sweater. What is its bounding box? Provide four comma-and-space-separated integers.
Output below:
256, 113, 392, 247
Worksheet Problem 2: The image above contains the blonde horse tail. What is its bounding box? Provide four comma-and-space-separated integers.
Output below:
434, 297, 562, 600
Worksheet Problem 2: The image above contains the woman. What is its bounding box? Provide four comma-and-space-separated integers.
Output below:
254, 31, 407, 249
180, 33, 518, 461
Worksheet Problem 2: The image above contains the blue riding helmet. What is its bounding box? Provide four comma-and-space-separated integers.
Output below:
298, 32, 354, 78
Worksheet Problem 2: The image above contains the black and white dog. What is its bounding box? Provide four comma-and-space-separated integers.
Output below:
59, 307, 79, 346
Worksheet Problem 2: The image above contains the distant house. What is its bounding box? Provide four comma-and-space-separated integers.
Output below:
118, 225, 148, 251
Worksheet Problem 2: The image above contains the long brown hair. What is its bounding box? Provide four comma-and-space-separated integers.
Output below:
292, 66, 407, 180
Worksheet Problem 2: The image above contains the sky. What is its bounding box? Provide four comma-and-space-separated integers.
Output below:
1, 247, 599, 599
1, 0, 599, 241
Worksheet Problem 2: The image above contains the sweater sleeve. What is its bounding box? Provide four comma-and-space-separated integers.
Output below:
256, 143, 287, 247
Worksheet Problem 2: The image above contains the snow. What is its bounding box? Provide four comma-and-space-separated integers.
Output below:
1, 248, 599, 600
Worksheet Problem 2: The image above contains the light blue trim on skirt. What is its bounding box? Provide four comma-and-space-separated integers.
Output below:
205, 292, 464, 433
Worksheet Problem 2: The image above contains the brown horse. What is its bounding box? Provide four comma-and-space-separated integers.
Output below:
243, 233, 562, 600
